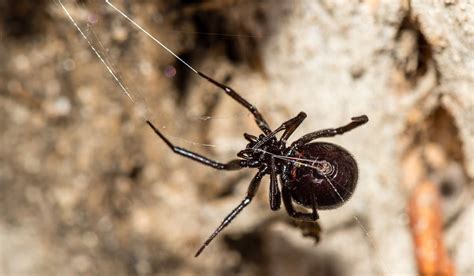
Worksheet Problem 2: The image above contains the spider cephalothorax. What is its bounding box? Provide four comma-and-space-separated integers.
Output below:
146, 71, 368, 257
237, 133, 285, 168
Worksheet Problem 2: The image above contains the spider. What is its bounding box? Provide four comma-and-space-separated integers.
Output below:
146, 71, 369, 257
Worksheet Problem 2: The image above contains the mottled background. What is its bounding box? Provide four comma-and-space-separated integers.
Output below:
0, 0, 473, 275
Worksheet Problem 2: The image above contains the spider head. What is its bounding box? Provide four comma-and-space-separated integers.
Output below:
237, 132, 286, 168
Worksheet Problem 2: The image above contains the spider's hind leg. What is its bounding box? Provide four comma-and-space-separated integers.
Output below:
281, 185, 319, 222
292, 115, 368, 147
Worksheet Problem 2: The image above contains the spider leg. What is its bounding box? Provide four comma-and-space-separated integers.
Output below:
278, 112, 307, 143
269, 157, 281, 211
147, 120, 246, 170
198, 71, 272, 135
310, 190, 319, 220
292, 115, 368, 147
195, 168, 266, 257
250, 112, 307, 150
281, 185, 319, 221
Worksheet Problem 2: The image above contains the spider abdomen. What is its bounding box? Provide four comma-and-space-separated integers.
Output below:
283, 142, 358, 210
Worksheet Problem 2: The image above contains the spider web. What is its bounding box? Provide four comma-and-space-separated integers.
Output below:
56, 0, 388, 273
56, 0, 256, 149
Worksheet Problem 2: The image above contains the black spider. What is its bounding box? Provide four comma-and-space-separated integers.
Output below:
146, 71, 368, 257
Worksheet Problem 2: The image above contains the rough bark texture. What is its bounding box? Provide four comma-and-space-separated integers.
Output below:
1, 1, 472, 275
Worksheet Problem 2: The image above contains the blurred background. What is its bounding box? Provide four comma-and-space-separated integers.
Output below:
0, 0, 472, 275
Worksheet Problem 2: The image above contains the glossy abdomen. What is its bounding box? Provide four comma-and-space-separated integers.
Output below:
283, 142, 359, 210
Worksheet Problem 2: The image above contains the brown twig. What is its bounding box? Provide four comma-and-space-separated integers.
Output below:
408, 179, 455, 276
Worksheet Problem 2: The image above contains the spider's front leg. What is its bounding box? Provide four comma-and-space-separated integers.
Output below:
250, 112, 307, 150
197, 71, 272, 135
277, 112, 307, 143
147, 120, 246, 170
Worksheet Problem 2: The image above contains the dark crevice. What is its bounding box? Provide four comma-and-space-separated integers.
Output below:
403, 103, 470, 226
440, 180, 455, 198
394, 14, 434, 87
172, 51, 195, 105
1, 0, 49, 39
212, 172, 250, 199
224, 231, 266, 265
128, 164, 143, 180
175, 0, 269, 69
425, 106, 469, 225
425, 106, 464, 164
165, 1, 291, 104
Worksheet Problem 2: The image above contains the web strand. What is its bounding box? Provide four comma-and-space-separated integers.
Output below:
57, 0, 222, 147
57, 0, 136, 104
105, 0, 198, 74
